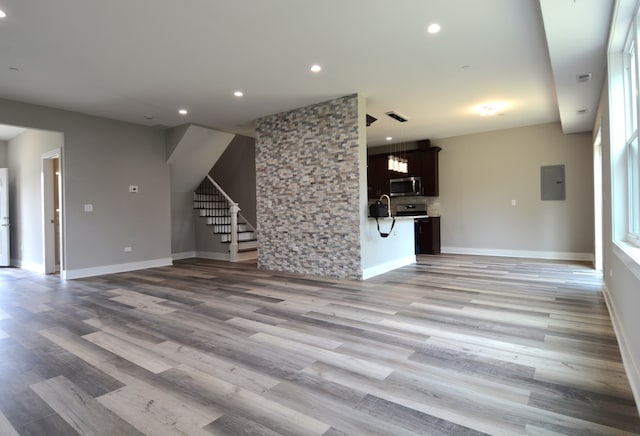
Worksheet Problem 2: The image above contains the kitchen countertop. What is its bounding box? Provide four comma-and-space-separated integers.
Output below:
368, 215, 431, 220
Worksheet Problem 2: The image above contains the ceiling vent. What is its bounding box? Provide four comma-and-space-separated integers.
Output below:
385, 111, 409, 123
366, 114, 377, 126
576, 108, 588, 115
576, 72, 593, 83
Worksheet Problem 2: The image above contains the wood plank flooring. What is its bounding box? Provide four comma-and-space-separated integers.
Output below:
0, 254, 638, 435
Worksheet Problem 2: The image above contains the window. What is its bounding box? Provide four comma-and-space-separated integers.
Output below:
622, 18, 640, 246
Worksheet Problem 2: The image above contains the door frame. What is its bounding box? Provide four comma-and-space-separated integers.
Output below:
42, 148, 64, 274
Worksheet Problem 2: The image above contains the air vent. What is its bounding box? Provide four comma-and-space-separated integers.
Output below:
576, 109, 588, 115
576, 72, 592, 83
385, 111, 409, 123
366, 114, 377, 126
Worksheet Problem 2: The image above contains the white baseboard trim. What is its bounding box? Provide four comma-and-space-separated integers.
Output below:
62, 258, 173, 280
194, 251, 230, 261
11, 258, 45, 274
603, 285, 640, 415
172, 251, 196, 260
362, 255, 416, 280
440, 247, 593, 262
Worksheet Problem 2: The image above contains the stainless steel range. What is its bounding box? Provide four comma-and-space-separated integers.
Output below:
395, 203, 428, 216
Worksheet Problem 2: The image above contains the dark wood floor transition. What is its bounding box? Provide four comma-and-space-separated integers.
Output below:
0, 255, 638, 435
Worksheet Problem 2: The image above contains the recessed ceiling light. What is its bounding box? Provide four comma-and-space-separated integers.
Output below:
0, 10, 6, 18
178, 108, 188, 115
386, 137, 393, 141
234, 91, 244, 97
427, 23, 441, 34
310, 64, 322, 73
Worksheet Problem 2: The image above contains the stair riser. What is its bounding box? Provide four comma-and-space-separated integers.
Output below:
221, 232, 256, 242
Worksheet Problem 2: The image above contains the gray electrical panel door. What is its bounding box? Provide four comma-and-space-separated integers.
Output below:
541, 165, 565, 200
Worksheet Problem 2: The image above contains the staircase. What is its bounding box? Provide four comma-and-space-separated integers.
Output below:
194, 176, 257, 261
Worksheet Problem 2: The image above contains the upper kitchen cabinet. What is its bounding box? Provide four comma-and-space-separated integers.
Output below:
367, 141, 441, 198
367, 154, 390, 199
414, 145, 441, 196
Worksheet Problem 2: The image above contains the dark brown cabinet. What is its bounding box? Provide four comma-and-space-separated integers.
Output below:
367, 144, 440, 199
415, 217, 441, 254
416, 147, 440, 196
366, 154, 389, 199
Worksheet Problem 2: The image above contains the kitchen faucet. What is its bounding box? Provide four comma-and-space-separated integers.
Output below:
379, 194, 391, 218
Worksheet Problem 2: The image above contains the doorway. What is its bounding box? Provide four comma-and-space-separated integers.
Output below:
42, 149, 63, 274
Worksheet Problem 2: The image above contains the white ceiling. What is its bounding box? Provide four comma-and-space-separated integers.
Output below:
0, 0, 611, 146
0, 124, 24, 140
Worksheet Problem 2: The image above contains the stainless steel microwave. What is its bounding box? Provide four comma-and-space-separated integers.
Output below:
390, 177, 422, 197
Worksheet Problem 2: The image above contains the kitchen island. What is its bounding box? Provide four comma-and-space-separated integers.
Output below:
361, 215, 417, 279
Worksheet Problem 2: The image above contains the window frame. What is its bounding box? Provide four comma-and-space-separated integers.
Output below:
623, 15, 640, 247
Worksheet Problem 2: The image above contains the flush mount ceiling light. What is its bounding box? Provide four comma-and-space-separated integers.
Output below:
233, 91, 244, 97
476, 101, 508, 116
427, 23, 441, 34
480, 105, 496, 116
178, 108, 188, 115
310, 64, 322, 73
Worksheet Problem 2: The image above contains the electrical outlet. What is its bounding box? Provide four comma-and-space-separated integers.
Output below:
129, 185, 138, 193
124, 246, 132, 252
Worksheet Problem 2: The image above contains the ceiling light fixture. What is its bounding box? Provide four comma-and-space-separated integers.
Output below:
178, 108, 188, 115
310, 64, 322, 73
386, 137, 393, 141
480, 105, 496, 116
427, 23, 441, 34
476, 101, 508, 116
234, 91, 244, 97
0, 10, 6, 18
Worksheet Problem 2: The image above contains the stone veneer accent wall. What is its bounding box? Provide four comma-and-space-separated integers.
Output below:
255, 94, 363, 279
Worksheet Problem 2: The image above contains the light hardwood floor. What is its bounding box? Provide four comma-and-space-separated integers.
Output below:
0, 254, 638, 435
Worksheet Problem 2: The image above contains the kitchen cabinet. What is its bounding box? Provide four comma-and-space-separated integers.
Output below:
415, 217, 441, 254
367, 154, 389, 199
367, 144, 440, 199
416, 147, 440, 196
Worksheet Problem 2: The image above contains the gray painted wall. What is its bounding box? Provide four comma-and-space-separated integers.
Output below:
436, 122, 594, 258
256, 94, 363, 279
0, 98, 171, 275
171, 191, 196, 255
8, 130, 63, 269
0, 140, 8, 167
210, 134, 256, 227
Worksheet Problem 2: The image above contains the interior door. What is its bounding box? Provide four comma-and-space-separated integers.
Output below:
0, 168, 10, 266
